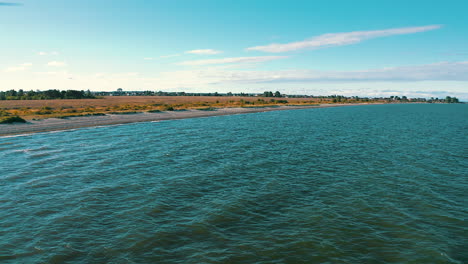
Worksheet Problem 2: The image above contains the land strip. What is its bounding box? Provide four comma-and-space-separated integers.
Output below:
0, 104, 360, 136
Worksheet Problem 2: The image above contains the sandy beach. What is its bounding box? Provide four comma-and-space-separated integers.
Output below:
0, 104, 361, 137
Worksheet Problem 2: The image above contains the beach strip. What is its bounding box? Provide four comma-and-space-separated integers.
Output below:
0, 104, 359, 137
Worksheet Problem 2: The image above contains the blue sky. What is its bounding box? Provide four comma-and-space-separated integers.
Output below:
1, 0, 467, 99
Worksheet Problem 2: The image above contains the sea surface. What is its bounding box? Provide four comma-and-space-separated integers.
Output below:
0, 104, 467, 263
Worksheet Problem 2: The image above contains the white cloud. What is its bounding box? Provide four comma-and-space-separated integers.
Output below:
5, 66, 27, 72
47, 61, 67, 67
160, 54, 181, 58
124, 72, 139, 76
4, 63, 33, 72
178, 56, 288, 66
2, 61, 467, 100
200, 61, 468, 83
38, 51, 59, 56
34, 70, 70, 76
185, 49, 222, 55
247, 25, 442, 53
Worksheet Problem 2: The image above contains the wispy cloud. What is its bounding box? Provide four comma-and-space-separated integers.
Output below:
38, 51, 59, 56
160, 54, 181, 58
4, 62, 32, 72
178, 56, 288, 66
186, 49, 222, 55
204, 61, 468, 83
3, 62, 467, 100
47, 61, 67, 67
145, 55, 180, 60
247, 25, 442, 53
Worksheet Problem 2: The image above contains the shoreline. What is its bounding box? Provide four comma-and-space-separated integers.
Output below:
0, 104, 363, 137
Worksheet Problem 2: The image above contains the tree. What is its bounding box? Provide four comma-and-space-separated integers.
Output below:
44, 89, 62, 99
26, 90, 36, 99
274, 91, 282, 97
17, 89, 24, 98
7, 89, 17, 97
64, 90, 84, 99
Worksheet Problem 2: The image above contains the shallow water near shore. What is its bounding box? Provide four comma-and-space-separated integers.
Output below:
1, 104, 467, 263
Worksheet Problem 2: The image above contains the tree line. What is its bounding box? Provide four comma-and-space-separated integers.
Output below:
0, 89, 461, 103
0, 89, 95, 100
427, 96, 460, 104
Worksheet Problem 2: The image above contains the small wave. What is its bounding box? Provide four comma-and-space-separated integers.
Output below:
0, 104, 466, 263
22, 173, 64, 187
13, 148, 33, 153
28, 152, 53, 158
0, 133, 35, 139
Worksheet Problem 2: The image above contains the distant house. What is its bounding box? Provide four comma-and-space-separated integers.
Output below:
108, 88, 124, 96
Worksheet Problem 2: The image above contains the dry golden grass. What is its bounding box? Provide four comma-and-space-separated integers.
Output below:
0, 96, 364, 120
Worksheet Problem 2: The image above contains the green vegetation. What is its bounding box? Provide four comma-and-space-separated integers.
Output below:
1, 89, 462, 105
0, 90, 462, 122
56, 113, 106, 119
388, 95, 460, 103
0, 110, 11, 117
197, 107, 217, 111
0, 89, 95, 100
0, 116, 26, 124
35, 106, 54, 115
262, 91, 283, 97
108, 111, 141, 115
443, 96, 459, 103
161, 105, 175, 111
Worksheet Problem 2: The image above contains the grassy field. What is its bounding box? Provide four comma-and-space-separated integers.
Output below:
0, 96, 372, 120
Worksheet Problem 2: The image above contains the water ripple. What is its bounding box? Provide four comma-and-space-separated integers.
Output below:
0, 104, 466, 263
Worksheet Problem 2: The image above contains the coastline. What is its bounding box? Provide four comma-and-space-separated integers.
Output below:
0, 104, 361, 137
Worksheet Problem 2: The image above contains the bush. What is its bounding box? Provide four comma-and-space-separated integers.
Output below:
0, 116, 27, 124
147, 110, 162, 113
162, 106, 174, 111
56, 113, 106, 119
198, 107, 217, 111
36, 110, 52, 115
0, 110, 11, 117
108, 111, 140, 115
36, 106, 53, 115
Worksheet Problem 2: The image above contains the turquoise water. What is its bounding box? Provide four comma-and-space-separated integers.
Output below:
0, 104, 467, 263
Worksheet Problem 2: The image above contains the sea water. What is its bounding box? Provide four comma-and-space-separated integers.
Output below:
0, 104, 466, 263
